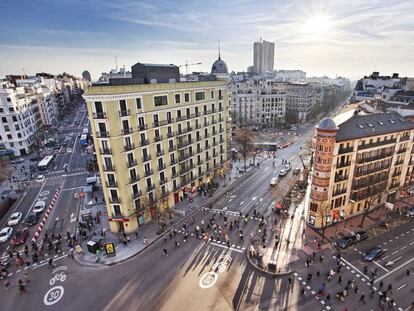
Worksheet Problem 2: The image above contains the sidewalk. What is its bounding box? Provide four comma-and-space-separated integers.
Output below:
74, 158, 260, 266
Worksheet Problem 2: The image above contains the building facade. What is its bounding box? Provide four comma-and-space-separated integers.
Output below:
253, 39, 275, 74
307, 112, 414, 228
84, 78, 229, 233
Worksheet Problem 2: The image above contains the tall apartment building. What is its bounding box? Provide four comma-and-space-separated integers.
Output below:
0, 83, 37, 156
253, 39, 275, 74
84, 63, 229, 233
307, 112, 414, 228
285, 83, 318, 123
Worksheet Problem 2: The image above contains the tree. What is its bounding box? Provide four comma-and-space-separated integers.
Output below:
359, 192, 383, 228
0, 159, 11, 184
318, 202, 331, 242
233, 127, 255, 172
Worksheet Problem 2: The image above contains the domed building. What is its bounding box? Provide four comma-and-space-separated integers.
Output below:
211, 51, 229, 80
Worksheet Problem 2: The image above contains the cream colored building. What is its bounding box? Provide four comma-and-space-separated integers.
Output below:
84, 79, 229, 233
308, 112, 414, 229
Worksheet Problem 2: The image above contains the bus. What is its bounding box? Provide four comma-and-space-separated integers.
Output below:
37, 155, 55, 171
80, 134, 88, 146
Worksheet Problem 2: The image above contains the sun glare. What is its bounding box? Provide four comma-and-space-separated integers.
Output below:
303, 14, 333, 35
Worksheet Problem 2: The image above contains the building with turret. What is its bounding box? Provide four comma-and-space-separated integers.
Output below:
308, 111, 414, 228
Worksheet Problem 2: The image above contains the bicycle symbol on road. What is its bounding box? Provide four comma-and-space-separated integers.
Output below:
43, 286, 64, 306
199, 255, 232, 289
49, 272, 66, 285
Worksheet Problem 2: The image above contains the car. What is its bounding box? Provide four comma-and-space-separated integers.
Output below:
238, 168, 245, 173
77, 133, 81, 138
30, 156, 41, 162
363, 247, 385, 261
0, 227, 13, 243
33, 201, 46, 214
285, 164, 292, 171
53, 144, 61, 150
335, 235, 354, 249
7, 212, 23, 226
66, 148, 72, 153
26, 212, 39, 226
279, 168, 288, 177
11, 158, 25, 164
406, 206, 414, 217
36, 174, 45, 183
351, 231, 369, 243
270, 177, 280, 186
11, 228, 29, 246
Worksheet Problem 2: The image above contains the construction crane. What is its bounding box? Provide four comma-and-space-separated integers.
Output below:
179, 61, 202, 76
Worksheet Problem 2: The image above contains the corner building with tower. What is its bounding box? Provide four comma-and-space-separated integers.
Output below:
308, 111, 414, 228
84, 62, 229, 233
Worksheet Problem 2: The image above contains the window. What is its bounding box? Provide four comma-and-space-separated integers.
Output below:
184, 93, 190, 102
136, 98, 142, 109
211, 90, 214, 98
8, 107, 14, 112
154, 95, 168, 106
2, 117, 7, 123
175, 94, 181, 104
195, 92, 205, 101
310, 203, 318, 213
0, 108, 3, 113
12, 116, 17, 122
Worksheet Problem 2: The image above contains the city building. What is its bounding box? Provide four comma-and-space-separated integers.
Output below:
284, 83, 318, 123
307, 111, 414, 228
0, 83, 37, 156
253, 39, 275, 74
84, 62, 229, 233
274, 70, 306, 82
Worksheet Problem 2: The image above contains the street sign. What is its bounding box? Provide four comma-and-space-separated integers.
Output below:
104, 243, 116, 256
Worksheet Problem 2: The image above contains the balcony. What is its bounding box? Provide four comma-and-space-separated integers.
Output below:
100, 148, 112, 155
96, 131, 109, 138
147, 184, 155, 192
153, 121, 160, 128
167, 131, 175, 138
159, 178, 168, 185
124, 143, 135, 152
397, 148, 407, 154
160, 190, 170, 198
176, 116, 183, 122
103, 165, 115, 172
395, 159, 405, 166
338, 146, 354, 154
204, 121, 210, 127
156, 150, 165, 157
149, 195, 157, 205
93, 112, 106, 119
219, 128, 224, 133
337, 161, 351, 168
196, 136, 202, 142
122, 127, 133, 135
354, 163, 391, 177
356, 152, 393, 164
352, 175, 387, 190
400, 135, 410, 142
169, 145, 177, 152
351, 182, 387, 201
110, 212, 124, 219
158, 163, 166, 171
203, 110, 212, 115
106, 181, 118, 188
332, 188, 347, 196
197, 159, 204, 166
144, 169, 153, 177
129, 175, 140, 184
138, 124, 148, 131
132, 190, 142, 199
140, 139, 150, 147
358, 138, 397, 150
173, 184, 180, 191
154, 135, 163, 142
171, 171, 178, 179
127, 159, 137, 168
206, 156, 211, 161
178, 153, 192, 162
119, 109, 131, 117
142, 154, 151, 162
205, 144, 211, 149
211, 119, 217, 125
204, 133, 210, 139
170, 158, 177, 165
219, 117, 224, 123
196, 148, 202, 154
195, 123, 202, 130
334, 174, 349, 182
219, 95, 224, 100
392, 170, 402, 177
109, 197, 121, 204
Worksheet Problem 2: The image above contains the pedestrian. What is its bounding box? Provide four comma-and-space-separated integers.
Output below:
316, 270, 320, 277
301, 287, 305, 296
326, 294, 331, 304
406, 269, 411, 277
379, 281, 384, 290
338, 275, 342, 284
175, 240, 179, 248
164, 236, 167, 243
389, 299, 394, 308
23, 272, 30, 284
18, 279, 27, 294
288, 277, 292, 288
370, 278, 374, 288
320, 255, 324, 263
163, 248, 168, 256
387, 284, 392, 294
354, 285, 359, 294
48, 258, 54, 268
370, 288, 375, 298
359, 294, 366, 304
312, 251, 316, 260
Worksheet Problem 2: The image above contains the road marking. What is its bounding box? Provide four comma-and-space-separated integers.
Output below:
374, 257, 414, 283
393, 256, 402, 263
373, 261, 389, 272
391, 250, 399, 255
410, 241, 414, 246
382, 255, 390, 260
400, 246, 407, 251
210, 242, 244, 253
43, 286, 65, 305
240, 201, 244, 205
397, 284, 406, 291
339, 257, 370, 280
252, 196, 257, 201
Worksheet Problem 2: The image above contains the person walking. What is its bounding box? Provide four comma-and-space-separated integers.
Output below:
48, 258, 54, 268
23, 273, 30, 284
163, 248, 168, 256
338, 275, 342, 284
18, 279, 27, 294
354, 285, 359, 294
379, 281, 384, 290
287, 277, 292, 288
387, 284, 392, 294
406, 269, 411, 277
388, 299, 394, 308
359, 293, 365, 304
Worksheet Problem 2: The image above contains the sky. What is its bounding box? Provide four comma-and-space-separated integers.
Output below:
0, 0, 413, 80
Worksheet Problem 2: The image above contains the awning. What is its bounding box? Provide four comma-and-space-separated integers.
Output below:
276, 202, 283, 209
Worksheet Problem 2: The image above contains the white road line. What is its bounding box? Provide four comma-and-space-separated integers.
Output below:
393, 256, 402, 263
391, 250, 399, 255
374, 257, 414, 283
382, 255, 390, 260
240, 201, 244, 205
209, 242, 244, 253
340, 257, 370, 280
373, 261, 389, 272
410, 241, 414, 246
33, 254, 68, 270
397, 284, 407, 291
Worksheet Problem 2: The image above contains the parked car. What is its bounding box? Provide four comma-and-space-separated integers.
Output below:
26, 212, 39, 226
406, 206, 414, 217
351, 231, 369, 243
335, 235, 354, 249
270, 177, 280, 186
36, 175, 45, 183
279, 168, 288, 177
66, 148, 73, 153
363, 247, 385, 261
0, 227, 13, 243
30, 156, 41, 162
11, 228, 29, 246
53, 144, 61, 150
33, 201, 46, 214
285, 164, 292, 171
7, 212, 23, 226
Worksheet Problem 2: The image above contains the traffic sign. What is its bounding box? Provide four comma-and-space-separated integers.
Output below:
104, 242, 116, 256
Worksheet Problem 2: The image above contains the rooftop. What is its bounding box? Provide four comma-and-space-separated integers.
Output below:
336, 112, 414, 141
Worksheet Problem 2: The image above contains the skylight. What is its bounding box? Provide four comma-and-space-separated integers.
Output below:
357, 124, 364, 129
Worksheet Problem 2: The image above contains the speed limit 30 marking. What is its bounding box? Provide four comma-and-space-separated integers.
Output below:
43, 286, 64, 305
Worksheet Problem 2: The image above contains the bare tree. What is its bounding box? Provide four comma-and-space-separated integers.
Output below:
233, 127, 255, 172
0, 159, 10, 184
359, 192, 383, 228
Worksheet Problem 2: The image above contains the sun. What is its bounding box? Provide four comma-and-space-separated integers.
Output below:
303, 14, 333, 35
